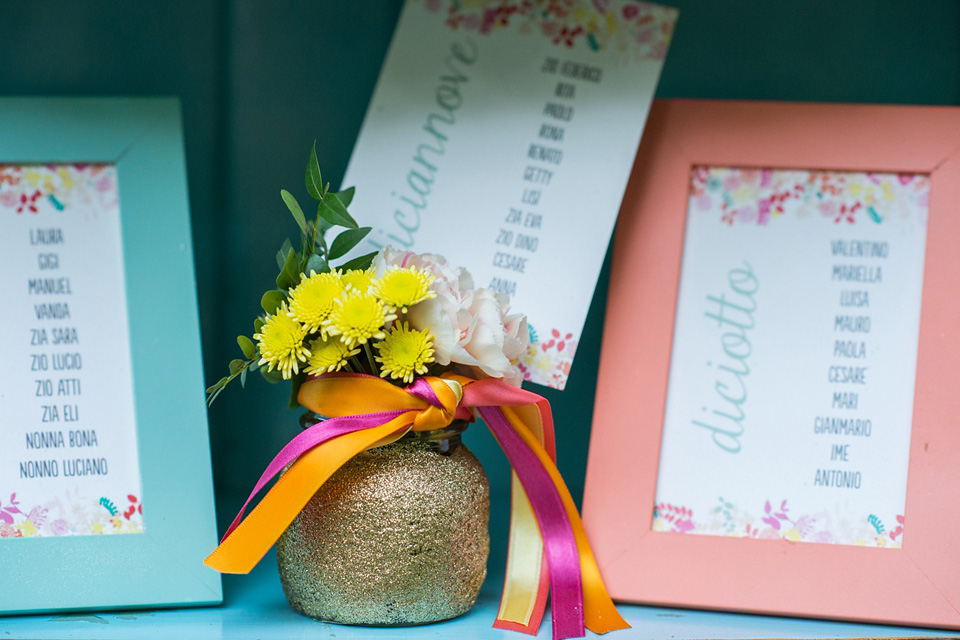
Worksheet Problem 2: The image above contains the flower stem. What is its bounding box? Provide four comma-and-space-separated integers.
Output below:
350, 355, 366, 374
363, 342, 379, 376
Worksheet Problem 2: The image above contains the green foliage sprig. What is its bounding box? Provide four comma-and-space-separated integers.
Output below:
206, 143, 376, 407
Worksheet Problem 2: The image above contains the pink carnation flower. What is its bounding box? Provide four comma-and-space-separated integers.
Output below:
373, 248, 529, 386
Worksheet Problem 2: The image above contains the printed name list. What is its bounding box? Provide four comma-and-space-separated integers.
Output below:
813, 239, 890, 490
0, 164, 144, 538
654, 167, 928, 548
488, 57, 601, 298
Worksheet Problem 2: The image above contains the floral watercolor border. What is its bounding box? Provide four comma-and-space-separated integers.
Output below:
0, 164, 118, 216
421, 0, 677, 59
690, 166, 930, 227
0, 491, 143, 539
653, 497, 903, 549
519, 324, 576, 390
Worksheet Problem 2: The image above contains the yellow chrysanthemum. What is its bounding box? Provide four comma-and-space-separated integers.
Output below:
288, 270, 344, 332
323, 291, 395, 348
340, 267, 376, 293
303, 335, 360, 375
375, 322, 435, 383
254, 302, 310, 379
375, 266, 436, 313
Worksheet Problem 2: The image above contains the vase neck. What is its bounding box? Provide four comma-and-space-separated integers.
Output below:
299, 413, 468, 456
406, 420, 468, 456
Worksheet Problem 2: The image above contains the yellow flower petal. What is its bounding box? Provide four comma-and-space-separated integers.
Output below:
341, 267, 376, 293
323, 291, 395, 348
304, 335, 360, 375
289, 270, 344, 332
375, 322, 435, 383
254, 302, 310, 379
375, 266, 436, 313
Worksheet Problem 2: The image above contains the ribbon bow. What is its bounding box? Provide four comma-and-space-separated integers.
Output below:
205, 372, 627, 640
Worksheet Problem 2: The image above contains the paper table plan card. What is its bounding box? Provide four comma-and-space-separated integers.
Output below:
0, 164, 144, 539
341, 0, 677, 389
654, 166, 928, 548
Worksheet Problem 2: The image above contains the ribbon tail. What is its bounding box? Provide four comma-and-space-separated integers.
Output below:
219, 410, 408, 542
500, 406, 629, 636
493, 471, 549, 636
480, 406, 585, 640
490, 386, 555, 635
204, 414, 414, 574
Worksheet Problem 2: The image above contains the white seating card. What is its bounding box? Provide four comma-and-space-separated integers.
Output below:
342, 0, 677, 389
1, 165, 144, 539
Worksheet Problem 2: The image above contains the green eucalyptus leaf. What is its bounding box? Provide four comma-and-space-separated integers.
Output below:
337, 250, 378, 272
240, 366, 248, 387
316, 212, 334, 236
276, 238, 293, 269
261, 289, 287, 315
280, 190, 307, 235
275, 267, 293, 292
276, 247, 301, 291
306, 142, 324, 201
254, 317, 264, 334
260, 366, 284, 384
205, 377, 228, 395
206, 383, 227, 406
237, 335, 256, 359
275, 273, 293, 293
229, 359, 246, 376
315, 214, 333, 252
318, 192, 358, 229
328, 226, 371, 260
336, 186, 356, 208
304, 253, 329, 276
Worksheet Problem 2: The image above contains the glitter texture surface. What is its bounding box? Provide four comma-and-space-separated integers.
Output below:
276, 433, 489, 625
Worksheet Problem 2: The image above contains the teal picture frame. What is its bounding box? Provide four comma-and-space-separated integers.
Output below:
0, 98, 222, 613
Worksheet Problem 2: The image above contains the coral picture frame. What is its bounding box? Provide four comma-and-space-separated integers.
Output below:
583, 99, 960, 628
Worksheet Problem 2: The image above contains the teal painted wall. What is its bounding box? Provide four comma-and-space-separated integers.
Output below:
2, 1, 958, 561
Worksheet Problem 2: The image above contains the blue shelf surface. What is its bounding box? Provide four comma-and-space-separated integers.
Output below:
2, 549, 958, 639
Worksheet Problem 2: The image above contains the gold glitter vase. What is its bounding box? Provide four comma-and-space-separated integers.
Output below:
276, 419, 489, 625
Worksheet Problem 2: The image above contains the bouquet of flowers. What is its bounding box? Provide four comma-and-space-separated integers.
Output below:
204, 145, 626, 640
206, 145, 530, 407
